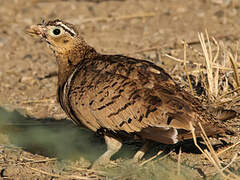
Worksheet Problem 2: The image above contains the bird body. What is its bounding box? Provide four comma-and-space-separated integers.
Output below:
27, 19, 235, 166
59, 53, 225, 143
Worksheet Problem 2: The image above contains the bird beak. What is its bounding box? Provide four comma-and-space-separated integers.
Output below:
26, 25, 47, 38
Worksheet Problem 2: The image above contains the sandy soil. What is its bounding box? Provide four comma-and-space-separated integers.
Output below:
0, 0, 240, 179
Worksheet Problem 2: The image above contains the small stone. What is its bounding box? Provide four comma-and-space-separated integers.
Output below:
211, 0, 231, 6
177, 7, 187, 13
23, 54, 33, 60
0, 37, 8, 47
19, 76, 36, 85
214, 10, 224, 18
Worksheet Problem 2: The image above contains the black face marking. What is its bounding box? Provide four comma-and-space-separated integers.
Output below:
56, 25, 75, 37
46, 20, 76, 37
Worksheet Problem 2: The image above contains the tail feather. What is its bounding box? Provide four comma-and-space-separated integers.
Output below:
138, 120, 235, 144
177, 124, 235, 141
214, 109, 237, 121
208, 107, 237, 121
139, 127, 178, 144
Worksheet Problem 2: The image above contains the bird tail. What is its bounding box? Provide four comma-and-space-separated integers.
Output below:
207, 106, 237, 121
214, 108, 237, 121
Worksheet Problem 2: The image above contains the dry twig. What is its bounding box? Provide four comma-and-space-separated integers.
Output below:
183, 42, 194, 95
139, 149, 170, 166
190, 122, 239, 179
228, 51, 240, 94
177, 147, 182, 176
18, 157, 57, 165
26, 166, 95, 180
68, 166, 106, 175
217, 141, 240, 156
165, 54, 233, 71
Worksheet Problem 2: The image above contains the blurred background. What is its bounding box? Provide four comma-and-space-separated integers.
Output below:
0, 0, 240, 179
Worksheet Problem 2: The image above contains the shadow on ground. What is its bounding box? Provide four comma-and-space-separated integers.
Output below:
0, 107, 228, 163
0, 107, 151, 163
0, 107, 107, 162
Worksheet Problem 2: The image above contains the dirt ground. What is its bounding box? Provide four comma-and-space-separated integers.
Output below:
0, 0, 240, 179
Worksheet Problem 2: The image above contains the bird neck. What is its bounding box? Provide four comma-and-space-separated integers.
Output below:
56, 42, 98, 88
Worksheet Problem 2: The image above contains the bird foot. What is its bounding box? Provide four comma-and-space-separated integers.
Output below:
91, 134, 122, 169
91, 159, 108, 169
133, 150, 145, 162
133, 141, 152, 162
91, 158, 117, 169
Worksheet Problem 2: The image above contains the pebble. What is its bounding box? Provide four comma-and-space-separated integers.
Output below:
214, 10, 224, 18
23, 54, 33, 60
211, 0, 232, 6
20, 76, 36, 85
177, 7, 187, 13
0, 37, 8, 47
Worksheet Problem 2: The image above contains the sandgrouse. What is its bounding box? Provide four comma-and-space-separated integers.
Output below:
27, 19, 235, 167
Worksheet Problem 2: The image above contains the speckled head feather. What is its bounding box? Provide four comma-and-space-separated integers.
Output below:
28, 19, 90, 58
45, 19, 78, 37
27, 19, 98, 89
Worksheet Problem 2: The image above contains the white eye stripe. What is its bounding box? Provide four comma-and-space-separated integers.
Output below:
55, 22, 76, 36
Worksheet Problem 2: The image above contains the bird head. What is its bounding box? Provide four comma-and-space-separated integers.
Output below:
27, 19, 83, 55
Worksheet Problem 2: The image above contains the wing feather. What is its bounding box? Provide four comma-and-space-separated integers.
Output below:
66, 55, 224, 143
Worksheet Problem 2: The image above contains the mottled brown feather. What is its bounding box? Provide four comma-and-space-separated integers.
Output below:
28, 20, 235, 145
61, 55, 231, 143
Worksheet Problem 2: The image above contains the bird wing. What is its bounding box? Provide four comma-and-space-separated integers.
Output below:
66, 55, 223, 143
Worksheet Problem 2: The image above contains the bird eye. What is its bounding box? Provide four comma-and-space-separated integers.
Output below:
52, 28, 61, 35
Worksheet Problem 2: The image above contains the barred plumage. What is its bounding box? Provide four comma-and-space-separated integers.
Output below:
27, 19, 236, 167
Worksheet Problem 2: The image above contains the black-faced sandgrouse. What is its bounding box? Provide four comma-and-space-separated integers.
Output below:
27, 19, 235, 167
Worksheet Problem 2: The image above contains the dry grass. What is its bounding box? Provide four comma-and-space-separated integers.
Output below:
183, 41, 194, 95
113, 31, 240, 180
2, 27, 239, 180
190, 122, 240, 180
165, 31, 240, 179
112, 31, 240, 179
166, 31, 240, 107
196, 31, 240, 107
195, 32, 240, 179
